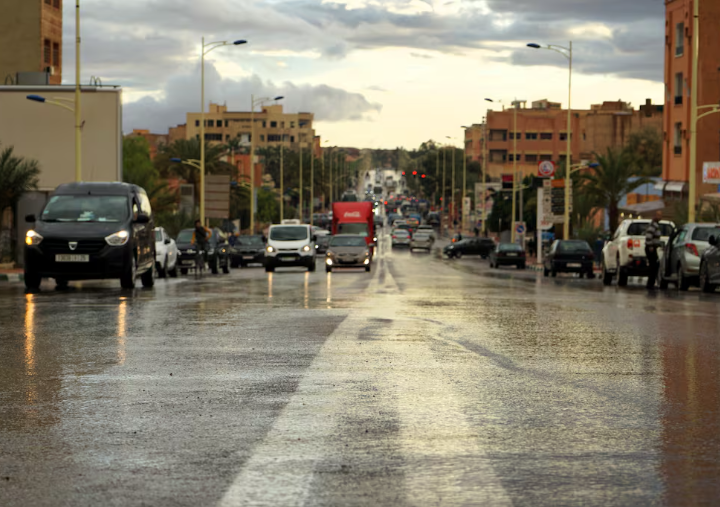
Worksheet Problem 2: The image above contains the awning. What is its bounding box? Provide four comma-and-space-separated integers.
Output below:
654, 181, 667, 191
665, 181, 687, 193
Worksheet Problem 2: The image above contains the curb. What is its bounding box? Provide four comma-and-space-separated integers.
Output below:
0, 273, 24, 283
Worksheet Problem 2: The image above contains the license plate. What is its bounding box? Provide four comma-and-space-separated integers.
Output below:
280, 257, 294, 262
55, 254, 89, 263
182, 260, 194, 266
243, 255, 254, 260
568, 263, 582, 268
507, 253, 517, 257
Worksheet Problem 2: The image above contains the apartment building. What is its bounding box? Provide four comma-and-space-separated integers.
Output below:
662, 0, 720, 201
0, 0, 62, 85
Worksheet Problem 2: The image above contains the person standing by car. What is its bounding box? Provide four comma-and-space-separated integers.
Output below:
192, 220, 211, 253
645, 211, 663, 289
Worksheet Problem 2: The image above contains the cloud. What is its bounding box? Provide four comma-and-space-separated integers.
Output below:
410, 52, 433, 59
122, 62, 382, 133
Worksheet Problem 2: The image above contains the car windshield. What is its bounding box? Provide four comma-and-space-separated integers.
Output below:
155, 230, 163, 241
414, 232, 431, 238
330, 237, 367, 247
41, 195, 128, 223
627, 222, 674, 236
177, 230, 193, 243
499, 243, 522, 252
317, 236, 330, 245
558, 241, 591, 253
692, 227, 720, 241
270, 226, 308, 241
238, 236, 264, 246
338, 223, 368, 236
395, 231, 409, 237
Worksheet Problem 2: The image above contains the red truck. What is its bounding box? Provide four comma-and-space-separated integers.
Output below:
332, 202, 376, 248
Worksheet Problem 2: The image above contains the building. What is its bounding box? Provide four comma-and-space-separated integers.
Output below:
468, 99, 663, 180
662, 0, 720, 201
0, 0, 62, 85
125, 129, 169, 160
185, 103, 318, 155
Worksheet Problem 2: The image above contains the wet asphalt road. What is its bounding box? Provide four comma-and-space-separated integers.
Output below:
2, 233, 720, 506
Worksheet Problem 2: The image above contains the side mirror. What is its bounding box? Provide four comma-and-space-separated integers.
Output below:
164, 238, 171, 245
25, 214, 36, 223
134, 214, 150, 224
710, 235, 718, 247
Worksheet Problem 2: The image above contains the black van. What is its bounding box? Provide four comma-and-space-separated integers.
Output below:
24, 182, 156, 290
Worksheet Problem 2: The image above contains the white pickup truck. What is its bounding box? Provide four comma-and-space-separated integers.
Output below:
601, 219, 675, 286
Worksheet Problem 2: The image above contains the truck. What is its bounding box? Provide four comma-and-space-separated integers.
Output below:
332, 202, 376, 250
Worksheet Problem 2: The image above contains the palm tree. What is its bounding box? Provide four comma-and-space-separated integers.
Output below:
123, 137, 177, 215
0, 143, 40, 262
581, 147, 656, 232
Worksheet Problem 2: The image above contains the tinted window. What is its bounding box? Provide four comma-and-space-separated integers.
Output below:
626, 223, 650, 236
270, 226, 308, 241
42, 195, 129, 223
338, 223, 368, 236
692, 227, 720, 241
238, 236, 264, 246
177, 230, 193, 243
155, 230, 163, 241
498, 243, 522, 252
558, 241, 592, 253
330, 237, 367, 247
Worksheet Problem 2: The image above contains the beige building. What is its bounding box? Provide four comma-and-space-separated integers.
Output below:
185, 103, 318, 155
0, 0, 63, 85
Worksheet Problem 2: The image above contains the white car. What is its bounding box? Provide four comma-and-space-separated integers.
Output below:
601, 219, 675, 286
154, 227, 179, 278
265, 223, 317, 272
410, 231, 434, 251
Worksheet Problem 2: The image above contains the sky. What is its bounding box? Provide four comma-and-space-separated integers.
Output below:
61, 0, 666, 150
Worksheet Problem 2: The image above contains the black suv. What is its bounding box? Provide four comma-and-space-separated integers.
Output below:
443, 238, 495, 259
231, 235, 265, 267
176, 228, 231, 275
24, 182, 155, 290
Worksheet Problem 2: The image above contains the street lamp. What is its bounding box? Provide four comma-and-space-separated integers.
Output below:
446, 136, 458, 229
249, 95, 283, 233
527, 40, 573, 238
199, 38, 246, 226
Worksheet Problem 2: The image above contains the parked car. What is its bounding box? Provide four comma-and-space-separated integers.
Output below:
602, 219, 675, 286
176, 227, 232, 275
700, 234, 720, 293
325, 234, 372, 272
391, 229, 412, 248
416, 224, 436, 240
443, 238, 495, 259
410, 231, 434, 251
232, 235, 265, 267
489, 243, 526, 269
657, 223, 720, 290
315, 234, 331, 254
543, 240, 595, 278
154, 227, 178, 278
24, 182, 155, 290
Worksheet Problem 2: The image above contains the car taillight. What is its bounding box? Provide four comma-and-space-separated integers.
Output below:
392, 235, 397, 239
685, 243, 699, 257
627, 238, 634, 250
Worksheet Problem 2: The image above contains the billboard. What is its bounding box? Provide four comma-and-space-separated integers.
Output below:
703, 162, 720, 184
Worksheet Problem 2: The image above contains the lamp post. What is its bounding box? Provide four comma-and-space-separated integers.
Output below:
527, 41, 573, 238
199, 38, 246, 226
461, 126, 473, 232
249, 95, 283, 233
435, 147, 440, 209
280, 137, 284, 220
482, 117, 488, 235
446, 136, 457, 228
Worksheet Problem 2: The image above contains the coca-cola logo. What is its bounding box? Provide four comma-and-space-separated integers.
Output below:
344, 211, 361, 218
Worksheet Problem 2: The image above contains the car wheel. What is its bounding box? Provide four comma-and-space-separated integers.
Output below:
579, 272, 585, 279
141, 258, 155, 288
602, 262, 613, 286
308, 260, 316, 272
168, 262, 178, 278
617, 267, 628, 287
231, 260, 239, 269
180, 268, 188, 276
678, 266, 690, 291
543, 267, 549, 277
211, 256, 219, 275
365, 265, 371, 272
121, 255, 137, 289
157, 257, 167, 278
55, 278, 69, 290
519, 263, 526, 270
700, 262, 716, 293
455, 251, 462, 259
24, 270, 41, 291
265, 263, 274, 273
551, 268, 557, 278
326, 266, 332, 273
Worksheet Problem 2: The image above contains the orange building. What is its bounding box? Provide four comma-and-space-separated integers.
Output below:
662, 0, 720, 200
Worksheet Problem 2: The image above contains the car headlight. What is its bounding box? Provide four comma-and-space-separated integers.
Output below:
365, 251, 370, 256
266, 246, 275, 253
326, 258, 333, 265
105, 230, 129, 246
25, 230, 43, 246
315, 244, 319, 249
364, 258, 370, 265
302, 245, 311, 252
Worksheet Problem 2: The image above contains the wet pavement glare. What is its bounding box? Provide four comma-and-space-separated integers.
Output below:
2, 236, 720, 506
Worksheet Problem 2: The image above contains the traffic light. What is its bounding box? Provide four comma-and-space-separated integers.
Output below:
412, 171, 417, 176
421, 174, 426, 179
402, 171, 405, 176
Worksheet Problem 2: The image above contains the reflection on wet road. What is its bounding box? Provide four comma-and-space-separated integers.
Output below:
2, 237, 720, 506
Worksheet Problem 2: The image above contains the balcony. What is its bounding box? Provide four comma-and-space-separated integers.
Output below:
674, 96, 683, 106
674, 146, 682, 155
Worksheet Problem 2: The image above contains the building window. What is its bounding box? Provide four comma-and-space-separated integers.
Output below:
490, 130, 507, 142
45, 0, 51, 4
260, 135, 265, 142
525, 154, 538, 163
226, 135, 230, 141
559, 132, 568, 141
290, 136, 295, 143
44, 39, 51, 64
290, 121, 295, 128
225, 120, 229, 128
676, 22, 684, 57
281, 121, 285, 128
52, 42, 60, 66
509, 132, 521, 140
262, 121, 266, 128
53, 0, 60, 7
508, 154, 521, 161
204, 133, 222, 141
195, 120, 200, 127
270, 121, 277, 128
539, 154, 553, 161
525, 133, 538, 140
267, 134, 281, 142
540, 133, 553, 141
674, 123, 682, 155
674, 72, 683, 105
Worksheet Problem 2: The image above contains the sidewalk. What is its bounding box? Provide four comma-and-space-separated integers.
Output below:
0, 266, 23, 283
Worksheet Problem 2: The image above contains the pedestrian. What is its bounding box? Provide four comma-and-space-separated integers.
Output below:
474, 226, 479, 237
645, 211, 663, 290
594, 235, 604, 268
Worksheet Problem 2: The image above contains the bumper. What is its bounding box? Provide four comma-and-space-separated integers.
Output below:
327, 256, 370, 267
495, 256, 525, 266
266, 253, 315, 267
25, 244, 129, 280
392, 241, 411, 247
234, 252, 264, 264
622, 257, 653, 276
411, 242, 432, 249
552, 260, 593, 273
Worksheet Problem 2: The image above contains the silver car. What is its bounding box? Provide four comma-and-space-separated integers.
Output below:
659, 222, 720, 290
325, 234, 372, 273
391, 230, 411, 248
410, 232, 434, 251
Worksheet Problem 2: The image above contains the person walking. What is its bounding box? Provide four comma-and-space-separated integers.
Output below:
645, 211, 663, 290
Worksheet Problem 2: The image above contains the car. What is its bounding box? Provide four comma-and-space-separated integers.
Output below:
700, 233, 720, 293
315, 234, 331, 254
176, 228, 232, 275
489, 243, 526, 269
543, 240, 595, 278
601, 219, 675, 286
410, 231, 434, 251
427, 212, 441, 226
405, 217, 420, 230
232, 235, 265, 267
657, 223, 720, 290
24, 182, 155, 290
325, 234, 372, 273
374, 214, 385, 228
154, 227, 178, 278
416, 224, 436, 240
265, 223, 317, 272
393, 223, 414, 237
443, 238, 495, 259
391, 229, 412, 248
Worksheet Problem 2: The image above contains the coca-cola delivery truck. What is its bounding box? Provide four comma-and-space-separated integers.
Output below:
332, 202, 376, 249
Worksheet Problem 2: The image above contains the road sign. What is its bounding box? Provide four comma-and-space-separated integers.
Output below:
515, 222, 526, 235
205, 174, 231, 219
538, 160, 555, 178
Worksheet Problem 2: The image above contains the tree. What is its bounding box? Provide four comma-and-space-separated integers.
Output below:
581, 147, 656, 232
0, 143, 40, 262
625, 127, 663, 177
122, 137, 176, 215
